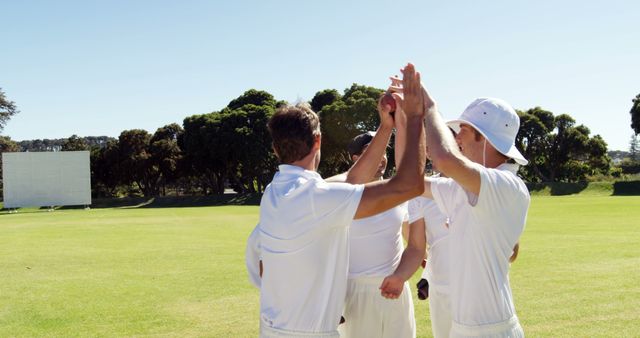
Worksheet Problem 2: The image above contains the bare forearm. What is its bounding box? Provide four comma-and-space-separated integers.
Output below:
354, 118, 424, 219
393, 246, 425, 281
394, 107, 408, 168
345, 125, 393, 184
423, 105, 459, 169
393, 115, 426, 192
423, 97, 481, 194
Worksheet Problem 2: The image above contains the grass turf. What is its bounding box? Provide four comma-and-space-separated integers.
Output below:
1, 196, 638, 337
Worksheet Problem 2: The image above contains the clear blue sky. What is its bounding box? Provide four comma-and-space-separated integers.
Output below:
2, 0, 638, 150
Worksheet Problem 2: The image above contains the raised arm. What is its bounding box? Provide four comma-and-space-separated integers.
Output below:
388, 76, 406, 169
354, 63, 426, 219
324, 95, 394, 184
420, 81, 482, 195
342, 97, 395, 184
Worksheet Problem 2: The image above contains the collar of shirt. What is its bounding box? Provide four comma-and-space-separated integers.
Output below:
277, 164, 322, 180
496, 163, 520, 175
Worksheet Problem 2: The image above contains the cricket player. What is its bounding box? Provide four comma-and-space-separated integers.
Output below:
383, 64, 530, 337
376, 91, 451, 337
330, 128, 415, 338
246, 64, 427, 338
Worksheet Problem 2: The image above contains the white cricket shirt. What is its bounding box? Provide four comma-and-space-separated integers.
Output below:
246, 164, 364, 334
430, 163, 529, 326
348, 203, 408, 278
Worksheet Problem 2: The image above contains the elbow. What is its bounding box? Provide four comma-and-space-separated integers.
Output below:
411, 177, 425, 197
345, 171, 369, 185
398, 174, 424, 198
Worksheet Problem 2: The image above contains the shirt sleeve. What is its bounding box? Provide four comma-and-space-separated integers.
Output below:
430, 177, 460, 218
476, 167, 524, 212
245, 224, 262, 288
401, 201, 409, 222
408, 198, 424, 224
311, 181, 365, 228
475, 167, 530, 236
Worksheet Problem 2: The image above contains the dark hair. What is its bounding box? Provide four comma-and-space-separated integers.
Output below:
267, 103, 320, 164
347, 132, 375, 157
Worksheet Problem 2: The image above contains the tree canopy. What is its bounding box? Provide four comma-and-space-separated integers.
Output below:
0, 88, 19, 133
2, 86, 623, 199
516, 107, 610, 182
631, 93, 640, 135
0, 136, 20, 197
61, 135, 89, 151
315, 84, 384, 176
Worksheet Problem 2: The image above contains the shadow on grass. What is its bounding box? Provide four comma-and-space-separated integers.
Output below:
0, 209, 51, 215
1, 193, 262, 214
61, 193, 262, 209
4, 181, 638, 214
526, 182, 589, 195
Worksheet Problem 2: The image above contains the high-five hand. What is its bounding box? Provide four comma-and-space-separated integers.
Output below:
399, 63, 425, 118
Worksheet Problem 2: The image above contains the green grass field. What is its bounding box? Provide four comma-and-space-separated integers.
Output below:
1, 196, 639, 337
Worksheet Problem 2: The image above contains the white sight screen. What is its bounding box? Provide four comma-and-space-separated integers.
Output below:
2, 151, 91, 208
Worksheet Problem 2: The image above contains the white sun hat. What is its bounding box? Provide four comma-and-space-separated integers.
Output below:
446, 97, 528, 165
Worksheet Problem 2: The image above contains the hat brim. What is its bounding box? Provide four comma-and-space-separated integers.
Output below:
446, 119, 528, 166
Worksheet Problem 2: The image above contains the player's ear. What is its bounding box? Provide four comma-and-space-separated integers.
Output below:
313, 134, 321, 150
272, 143, 281, 160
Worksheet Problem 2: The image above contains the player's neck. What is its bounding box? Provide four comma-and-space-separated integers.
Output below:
290, 150, 319, 172
483, 153, 508, 169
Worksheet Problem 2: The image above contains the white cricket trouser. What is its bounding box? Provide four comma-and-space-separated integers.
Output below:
450, 315, 524, 338
428, 288, 452, 338
260, 322, 339, 338
338, 276, 415, 338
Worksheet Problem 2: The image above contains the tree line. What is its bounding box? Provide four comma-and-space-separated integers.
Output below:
1, 86, 639, 198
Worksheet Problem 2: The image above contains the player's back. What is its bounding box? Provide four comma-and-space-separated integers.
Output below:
258, 164, 363, 334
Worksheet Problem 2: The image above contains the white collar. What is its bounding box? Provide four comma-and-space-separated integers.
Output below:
496, 163, 520, 174
277, 164, 322, 179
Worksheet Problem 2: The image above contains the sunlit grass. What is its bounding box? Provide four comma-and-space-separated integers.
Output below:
1, 196, 638, 337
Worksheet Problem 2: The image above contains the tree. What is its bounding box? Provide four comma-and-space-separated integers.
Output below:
91, 140, 121, 197
585, 135, 611, 176
0, 88, 19, 133
149, 123, 183, 195
181, 113, 228, 194
516, 107, 611, 182
117, 129, 159, 196
515, 107, 554, 181
18, 136, 114, 152
0, 135, 19, 153
0, 136, 20, 198
62, 135, 89, 151
181, 89, 279, 195
227, 89, 277, 110
17, 138, 62, 151
631, 93, 640, 135
221, 105, 276, 193
82, 136, 116, 149
630, 134, 640, 161
316, 84, 385, 177
310, 89, 341, 113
